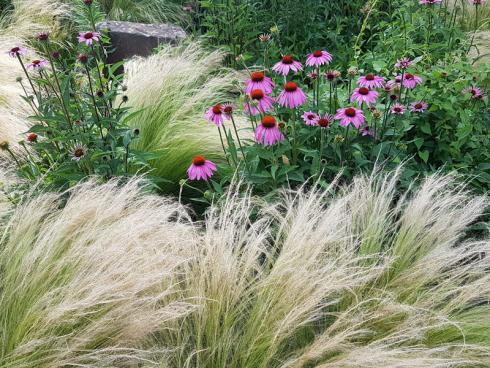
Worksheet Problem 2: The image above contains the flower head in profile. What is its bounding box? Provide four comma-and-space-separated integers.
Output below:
317, 113, 334, 128
27, 59, 49, 70
302, 111, 319, 126
277, 82, 307, 109
468, 0, 486, 4
358, 74, 385, 89
272, 55, 303, 76
205, 104, 225, 126
419, 0, 443, 4
360, 126, 374, 137
463, 86, 486, 100
391, 103, 406, 115
78, 31, 101, 46
410, 101, 428, 113
245, 89, 274, 116
325, 70, 341, 82
395, 57, 413, 70
306, 50, 332, 67
187, 155, 217, 181
8, 46, 27, 58
245, 71, 274, 94
222, 103, 235, 119
401, 73, 423, 89
335, 107, 365, 128
255, 115, 284, 146
350, 87, 379, 106
71, 144, 88, 161
386, 76, 402, 90
37, 32, 49, 41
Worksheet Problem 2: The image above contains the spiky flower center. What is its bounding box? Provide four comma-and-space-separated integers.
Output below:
307, 114, 316, 120
11, 47, 20, 53
223, 105, 233, 114
32, 60, 41, 65
251, 71, 264, 82
415, 103, 423, 109
318, 118, 330, 127
84, 32, 94, 39
212, 104, 222, 114
326, 72, 335, 81
285, 82, 298, 92
405, 73, 414, 80
365, 74, 375, 81
313, 50, 323, 58
27, 133, 37, 142
358, 87, 370, 95
251, 89, 264, 100
74, 148, 85, 158
261, 116, 276, 128
192, 155, 206, 166
345, 108, 356, 117
282, 55, 294, 64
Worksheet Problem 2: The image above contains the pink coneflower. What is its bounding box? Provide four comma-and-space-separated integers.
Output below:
8, 46, 27, 58
335, 107, 365, 128
245, 71, 274, 94
27, 59, 49, 70
78, 31, 101, 46
277, 82, 307, 109
302, 111, 319, 126
187, 155, 217, 181
272, 55, 303, 76
255, 115, 284, 146
360, 126, 374, 137
245, 89, 274, 115
308, 72, 318, 80
395, 57, 413, 70
222, 103, 234, 120
205, 104, 225, 126
401, 73, 422, 89
357, 74, 385, 89
391, 103, 406, 115
71, 144, 88, 161
410, 101, 428, 113
325, 70, 341, 81
350, 87, 379, 106
468, 0, 486, 4
463, 86, 486, 100
419, 0, 442, 4
317, 113, 334, 128
306, 50, 333, 67
386, 76, 402, 90
26, 133, 38, 142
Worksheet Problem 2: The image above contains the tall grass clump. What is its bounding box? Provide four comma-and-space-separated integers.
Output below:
1, 169, 490, 366
123, 43, 242, 190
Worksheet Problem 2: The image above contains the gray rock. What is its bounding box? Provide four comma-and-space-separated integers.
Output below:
96, 21, 186, 65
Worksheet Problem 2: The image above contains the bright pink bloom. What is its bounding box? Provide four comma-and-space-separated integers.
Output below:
468, 0, 486, 4
245, 89, 274, 115
78, 31, 101, 46
245, 71, 274, 94
187, 155, 217, 181
255, 116, 284, 146
277, 82, 307, 109
357, 74, 385, 89
463, 87, 486, 100
391, 103, 406, 115
205, 104, 225, 126
386, 76, 402, 90
222, 103, 235, 120
395, 57, 413, 70
410, 101, 428, 113
325, 70, 341, 81
401, 73, 422, 89
306, 50, 332, 67
272, 55, 303, 76
419, 0, 442, 4
8, 46, 27, 58
335, 107, 365, 128
27, 59, 49, 70
350, 87, 379, 106
317, 114, 334, 128
302, 111, 319, 126
360, 126, 374, 137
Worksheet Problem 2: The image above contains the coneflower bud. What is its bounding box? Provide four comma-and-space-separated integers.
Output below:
390, 94, 398, 101
122, 95, 129, 103
51, 51, 60, 59
372, 109, 381, 119
308, 72, 318, 80
334, 135, 345, 143
347, 66, 358, 77
15, 76, 22, 83
78, 53, 89, 64
84, 0, 93, 4
0, 141, 9, 150
37, 32, 49, 41
133, 128, 140, 136
121, 85, 128, 92
96, 90, 104, 98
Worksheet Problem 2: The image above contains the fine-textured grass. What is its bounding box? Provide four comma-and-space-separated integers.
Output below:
1, 169, 490, 367
123, 42, 244, 191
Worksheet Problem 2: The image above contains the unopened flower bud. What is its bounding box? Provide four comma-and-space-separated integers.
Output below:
51, 51, 60, 59
15, 76, 22, 83
122, 95, 129, 103
372, 109, 381, 119
37, 32, 49, 41
133, 128, 140, 136
78, 53, 89, 64
334, 135, 345, 143
347, 66, 358, 77
0, 141, 9, 150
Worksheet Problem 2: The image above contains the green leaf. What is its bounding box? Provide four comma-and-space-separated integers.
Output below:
418, 150, 429, 163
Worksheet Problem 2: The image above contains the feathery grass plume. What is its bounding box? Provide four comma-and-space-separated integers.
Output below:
0, 177, 196, 367
154, 170, 490, 367
123, 43, 243, 191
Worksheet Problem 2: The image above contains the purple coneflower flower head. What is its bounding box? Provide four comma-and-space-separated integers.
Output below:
71, 144, 88, 161
272, 55, 303, 76
245, 89, 274, 115
325, 70, 341, 82
463, 86, 486, 100
317, 113, 334, 128
37, 32, 49, 41
386, 76, 402, 90
277, 82, 307, 109
222, 103, 234, 120
308, 72, 318, 80
335, 107, 365, 128
187, 155, 217, 181
401, 73, 422, 89
306, 50, 333, 67
468, 0, 486, 4
419, 0, 442, 4
245, 71, 274, 94
360, 126, 374, 137
255, 116, 284, 146
205, 104, 225, 127
395, 57, 413, 70
27, 59, 49, 70
358, 74, 385, 89
391, 103, 406, 115
78, 31, 101, 46
8, 46, 27, 58
302, 111, 319, 126
350, 87, 379, 106
410, 101, 428, 113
